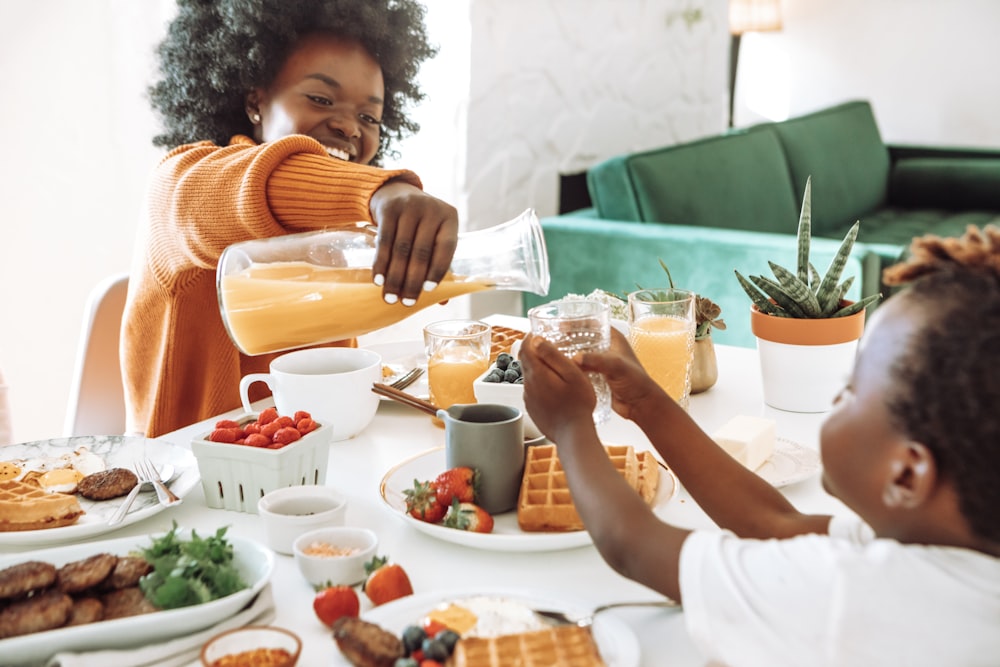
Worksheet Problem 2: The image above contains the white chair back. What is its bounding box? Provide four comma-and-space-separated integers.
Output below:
64, 273, 129, 436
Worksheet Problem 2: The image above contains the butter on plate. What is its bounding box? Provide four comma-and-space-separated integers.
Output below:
711, 415, 775, 471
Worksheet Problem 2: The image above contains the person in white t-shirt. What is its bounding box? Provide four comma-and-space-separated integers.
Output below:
520, 225, 1000, 667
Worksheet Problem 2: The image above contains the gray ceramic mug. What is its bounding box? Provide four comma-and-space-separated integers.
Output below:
438, 403, 525, 514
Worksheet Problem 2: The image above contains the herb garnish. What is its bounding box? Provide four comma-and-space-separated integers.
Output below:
136, 522, 247, 610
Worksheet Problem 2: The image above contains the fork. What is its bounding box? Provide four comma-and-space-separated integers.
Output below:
532, 599, 679, 627
137, 458, 182, 508
388, 366, 424, 391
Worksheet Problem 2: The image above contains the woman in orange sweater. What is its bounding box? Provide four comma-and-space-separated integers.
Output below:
124, 0, 457, 437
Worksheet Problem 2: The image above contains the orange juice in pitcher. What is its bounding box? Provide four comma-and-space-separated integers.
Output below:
217, 209, 549, 355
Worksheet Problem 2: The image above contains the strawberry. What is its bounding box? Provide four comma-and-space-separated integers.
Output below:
442, 498, 494, 533
312, 585, 359, 628
403, 479, 446, 523
364, 555, 414, 606
432, 467, 478, 508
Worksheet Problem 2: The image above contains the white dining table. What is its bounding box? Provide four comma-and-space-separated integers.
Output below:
5, 316, 855, 667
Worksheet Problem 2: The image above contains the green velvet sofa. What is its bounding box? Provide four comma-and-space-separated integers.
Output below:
526, 100, 1000, 347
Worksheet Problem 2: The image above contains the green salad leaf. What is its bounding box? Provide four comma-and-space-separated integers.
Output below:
135, 522, 247, 610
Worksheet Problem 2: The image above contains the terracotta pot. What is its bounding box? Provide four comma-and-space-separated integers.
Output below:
690, 335, 718, 394
749, 303, 866, 413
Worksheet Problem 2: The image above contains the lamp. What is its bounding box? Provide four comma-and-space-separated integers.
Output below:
728, 0, 783, 126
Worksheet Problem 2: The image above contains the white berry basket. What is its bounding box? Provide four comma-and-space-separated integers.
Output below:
191, 413, 333, 513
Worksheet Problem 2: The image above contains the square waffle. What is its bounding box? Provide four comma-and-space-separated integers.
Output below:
452, 624, 606, 667
517, 444, 658, 532
0, 479, 84, 531
490, 325, 526, 362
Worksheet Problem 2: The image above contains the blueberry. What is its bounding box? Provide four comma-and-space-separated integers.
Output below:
495, 352, 513, 370
422, 637, 450, 661
503, 368, 520, 383
513, 376, 524, 384
483, 372, 501, 383
508, 360, 522, 374
435, 629, 461, 654
401, 625, 426, 654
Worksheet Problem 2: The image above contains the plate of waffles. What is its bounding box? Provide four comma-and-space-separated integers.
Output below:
330, 588, 640, 667
379, 445, 677, 552
0, 435, 199, 547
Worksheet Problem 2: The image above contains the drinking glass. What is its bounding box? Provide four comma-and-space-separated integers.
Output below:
627, 288, 696, 409
527, 300, 612, 425
423, 320, 492, 428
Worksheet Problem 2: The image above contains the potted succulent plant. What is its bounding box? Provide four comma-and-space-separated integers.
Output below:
735, 176, 880, 412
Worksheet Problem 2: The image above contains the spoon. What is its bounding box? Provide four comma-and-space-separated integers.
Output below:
531, 599, 679, 627
106, 463, 176, 526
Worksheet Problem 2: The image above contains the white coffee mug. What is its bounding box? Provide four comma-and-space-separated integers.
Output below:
239, 347, 382, 441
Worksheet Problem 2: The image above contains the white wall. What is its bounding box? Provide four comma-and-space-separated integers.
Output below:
3, 0, 999, 444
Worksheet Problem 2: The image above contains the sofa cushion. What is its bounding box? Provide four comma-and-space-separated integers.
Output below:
771, 101, 891, 235
890, 158, 1000, 209
586, 128, 799, 233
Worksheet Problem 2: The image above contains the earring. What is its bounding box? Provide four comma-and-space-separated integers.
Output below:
250, 112, 261, 124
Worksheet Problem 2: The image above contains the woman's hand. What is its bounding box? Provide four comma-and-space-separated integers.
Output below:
369, 180, 458, 305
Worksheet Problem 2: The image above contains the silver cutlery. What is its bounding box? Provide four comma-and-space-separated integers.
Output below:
532, 599, 679, 626
388, 366, 424, 391
137, 458, 182, 507
106, 460, 180, 526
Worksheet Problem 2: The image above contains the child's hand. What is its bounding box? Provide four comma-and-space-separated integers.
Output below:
577, 328, 663, 421
520, 335, 599, 441
369, 180, 458, 306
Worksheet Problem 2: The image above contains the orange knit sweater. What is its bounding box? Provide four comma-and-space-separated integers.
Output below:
122, 134, 419, 437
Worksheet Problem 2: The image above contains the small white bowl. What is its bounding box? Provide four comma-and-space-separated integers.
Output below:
257, 486, 347, 556
473, 367, 542, 440
200, 625, 301, 666
292, 527, 378, 587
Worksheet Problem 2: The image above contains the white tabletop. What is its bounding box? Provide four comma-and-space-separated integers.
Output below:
5, 324, 853, 666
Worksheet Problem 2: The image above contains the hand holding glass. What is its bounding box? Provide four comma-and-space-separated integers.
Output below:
527, 300, 612, 425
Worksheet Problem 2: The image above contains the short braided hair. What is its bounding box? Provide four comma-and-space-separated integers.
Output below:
149, 0, 435, 165
882, 225, 1000, 543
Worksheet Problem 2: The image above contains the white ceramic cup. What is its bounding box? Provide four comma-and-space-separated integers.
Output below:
239, 347, 382, 441
257, 485, 347, 555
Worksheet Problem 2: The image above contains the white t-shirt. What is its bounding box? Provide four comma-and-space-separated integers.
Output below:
679, 515, 1000, 666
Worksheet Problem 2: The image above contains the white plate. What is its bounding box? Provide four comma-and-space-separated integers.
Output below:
380, 446, 677, 552
755, 437, 822, 487
364, 340, 429, 398
331, 588, 640, 667
0, 531, 274, 665
0, 435, 199, 546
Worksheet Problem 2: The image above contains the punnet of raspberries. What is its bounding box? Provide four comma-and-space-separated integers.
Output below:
207, 407, 319, 449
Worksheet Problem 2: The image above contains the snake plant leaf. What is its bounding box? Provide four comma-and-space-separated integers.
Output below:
815, 221, 860, 308
796, 176, 812, 284
735, 270, 781, 314
827, 275, 856, 313
831, 293, 881, 317
749, 274, 809, 318
809, 262, 821, 293
768, 262, 821, 317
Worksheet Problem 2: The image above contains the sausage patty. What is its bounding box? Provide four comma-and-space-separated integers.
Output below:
0, 590, 73, 639
77, 468, 138, 500
57, 553, 117, 594
332, 616, 404, 667
0, 561, 57, 600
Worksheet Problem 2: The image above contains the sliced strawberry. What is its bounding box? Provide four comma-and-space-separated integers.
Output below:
442, 498, 494, 533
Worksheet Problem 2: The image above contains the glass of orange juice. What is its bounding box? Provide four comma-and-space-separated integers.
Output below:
423, 320, 492, 428
627, 289, 696, 409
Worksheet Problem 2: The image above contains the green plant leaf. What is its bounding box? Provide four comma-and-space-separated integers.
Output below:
735, 270, 778, 313
815, 221, 860, 309
768, 262, 821, 316
831, 293, 881, 317
749, 274, 809, 317
808, 262, 821, 293
657, 258, 676, 289
796, 176, 812, 284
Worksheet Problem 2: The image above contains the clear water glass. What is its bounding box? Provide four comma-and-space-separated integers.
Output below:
528, 300, 612, 425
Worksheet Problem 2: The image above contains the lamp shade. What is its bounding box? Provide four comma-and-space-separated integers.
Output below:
729, 0, 783, 35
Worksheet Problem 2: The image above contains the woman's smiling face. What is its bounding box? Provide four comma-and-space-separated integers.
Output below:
248, 32, 384, 165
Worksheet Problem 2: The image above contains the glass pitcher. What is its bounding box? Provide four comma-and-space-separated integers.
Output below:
217, 208, 550, 355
